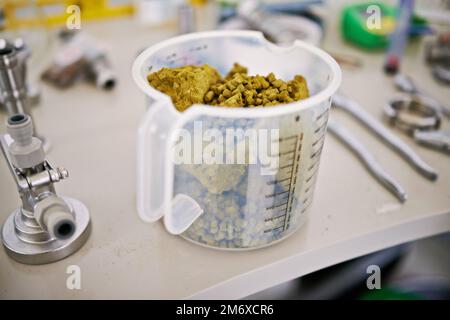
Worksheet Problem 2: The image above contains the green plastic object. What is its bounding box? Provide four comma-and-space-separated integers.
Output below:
341, 1, 427, 49
360, 287, 422, 300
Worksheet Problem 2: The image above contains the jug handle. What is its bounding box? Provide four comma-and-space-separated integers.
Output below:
137, 99, 203, 234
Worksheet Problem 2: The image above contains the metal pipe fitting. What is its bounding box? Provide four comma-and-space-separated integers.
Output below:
0, 41, 28, 115
0, 38, 47, 150
6, 113, 45, 168
34, 195, 76, 240
1, 114, 90, 264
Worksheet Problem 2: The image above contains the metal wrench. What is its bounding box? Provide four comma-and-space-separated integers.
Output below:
332, 93, 438, 181
328, 118, 408, 202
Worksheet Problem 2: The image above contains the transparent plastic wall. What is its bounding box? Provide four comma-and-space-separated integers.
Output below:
174, 104, 329, 249
133, 31, 340, 249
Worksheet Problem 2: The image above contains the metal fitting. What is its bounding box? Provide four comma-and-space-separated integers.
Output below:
1, 113, 90, 264
34, 195, 76, 240
384, 94, 441, 134
6, 113, 45, 168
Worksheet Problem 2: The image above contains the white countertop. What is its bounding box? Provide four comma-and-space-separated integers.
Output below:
1, 8, 449, 299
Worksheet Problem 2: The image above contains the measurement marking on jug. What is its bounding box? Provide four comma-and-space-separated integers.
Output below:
308, 161, 318, 172
165, 52, 177, 60
309, 164, 320, 176
314, 121, 328, 134
265, 225, 285, 233
264, 132, 304, 233
265, 190, 289, 198
266, 201, 289, 210
284, 156, 295, 163
280, 150, 295, 156
310, 149, 322, 159
283, 133, 304, 231
301, 200, 313, 214
303, 197, 313, 209
278, 135, 298, 142
267, 177, 291, 185
316, 109, 328, 121
265, 214, 288, 222
312, 134, 325, 147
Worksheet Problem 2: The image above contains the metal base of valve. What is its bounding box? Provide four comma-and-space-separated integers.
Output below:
1, 197, 91, 265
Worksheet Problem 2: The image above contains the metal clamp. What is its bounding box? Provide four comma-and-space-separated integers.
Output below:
384, 94, 450, 155
385, 94, 441, 134
394, 73, 450, 117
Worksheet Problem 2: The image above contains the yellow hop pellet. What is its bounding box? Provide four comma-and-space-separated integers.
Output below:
147, 63, 309, 111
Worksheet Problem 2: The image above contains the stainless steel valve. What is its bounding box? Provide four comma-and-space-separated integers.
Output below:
1, 114, 91, 264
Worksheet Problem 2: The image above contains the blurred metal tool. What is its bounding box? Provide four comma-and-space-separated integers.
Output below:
394, 73, 450, 117
328, 119, 407, 202
333, 93, 438, 180
178, 3, 196, 34
425, 32, 450, 84
432, 64, 450, 84
414, 130, 450, 154
220, 0, 323, 46
384, 0, 414, 74
237, 0, 273, 37
385, 94, 450, 155
0, 39, 28, 115
0, 38, 40, 110
329, 52, 363, 69
0, 39, 48, 149
42, 32, 116, 90
236, 0, 323, 46
0, 113, 91, 264
86, 54, 116, 90
425, 32, 450, 65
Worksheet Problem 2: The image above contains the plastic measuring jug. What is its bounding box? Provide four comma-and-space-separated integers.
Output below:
132, 30, 341, 249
